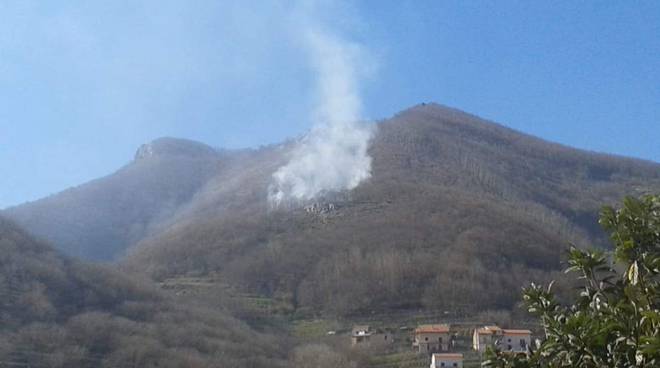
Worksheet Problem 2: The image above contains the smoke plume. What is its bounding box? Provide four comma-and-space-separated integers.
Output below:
268, 19, 374, 207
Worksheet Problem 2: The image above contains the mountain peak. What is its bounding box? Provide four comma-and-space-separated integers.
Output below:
394, 102, 502, 128
134, 137, 217, 160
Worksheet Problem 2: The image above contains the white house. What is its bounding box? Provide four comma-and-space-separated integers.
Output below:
499, 329, 531, 353
430, 353, 463, 368
351, 325, 394, 347
473, 325, 531, 353
351, 325, 372, 346
413, 324, 451, 353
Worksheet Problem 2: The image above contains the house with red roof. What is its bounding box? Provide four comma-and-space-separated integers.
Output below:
430, 353, 463, 368
472, 325, 531, 353
413, 324, 451, 353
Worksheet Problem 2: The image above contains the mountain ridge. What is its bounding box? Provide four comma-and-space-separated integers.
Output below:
133, 137, 220, 160
3, 104, 660, 280
118, 103, 660, 315
2, 138, 227, 259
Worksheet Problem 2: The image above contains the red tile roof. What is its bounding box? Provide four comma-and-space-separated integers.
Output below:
475, 325, 530, 335
432, 353, 463, 359
502, 329, 532, 335
415, 324, 450, 333
475, 325, 502, 335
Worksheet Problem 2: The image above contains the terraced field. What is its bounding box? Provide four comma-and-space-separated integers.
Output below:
159, 275, 538, 367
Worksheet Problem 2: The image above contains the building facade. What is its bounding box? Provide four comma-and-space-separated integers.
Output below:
351, 325, 395, 347
430, 353, 463, 368
351, 325, 372, 346
413, 324, 451, 353
473, 325, 531, 353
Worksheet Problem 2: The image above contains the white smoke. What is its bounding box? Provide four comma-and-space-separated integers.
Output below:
268, 18, 374, 207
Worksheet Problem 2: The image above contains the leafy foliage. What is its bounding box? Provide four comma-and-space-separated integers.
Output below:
484, 195, 660, 367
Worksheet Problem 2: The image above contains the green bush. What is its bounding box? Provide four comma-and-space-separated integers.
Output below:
484, 195, 660, 367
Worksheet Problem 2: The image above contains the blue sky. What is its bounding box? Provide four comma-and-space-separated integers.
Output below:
1, 1, 658, 209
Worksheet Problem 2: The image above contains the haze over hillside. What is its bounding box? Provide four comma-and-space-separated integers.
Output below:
3, 2, 658, 367
0, 216, 286, 367
3, 137, 223, 260
5, 103, 659, 315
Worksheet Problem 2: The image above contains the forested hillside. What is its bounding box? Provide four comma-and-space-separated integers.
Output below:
6, 104, 659, 317
122, 104, 660, 316
0, 216, 287, 367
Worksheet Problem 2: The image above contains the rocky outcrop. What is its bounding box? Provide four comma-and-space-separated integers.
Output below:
135, 137, 218, 160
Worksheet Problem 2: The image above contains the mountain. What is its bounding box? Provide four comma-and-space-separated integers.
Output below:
0, 216, 286, 367
3, 137, 224, 260
123, 103, 660, 315
6, 103, 660, 316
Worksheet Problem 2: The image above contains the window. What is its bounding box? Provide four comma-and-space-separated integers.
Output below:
439, 337, 443, 343
508, 338, 511, 342
453, 363, 457, 367
520, 339, 526, 348
440, 363, 445, 367
425, 337, 429, 341
508, 344, 512, 350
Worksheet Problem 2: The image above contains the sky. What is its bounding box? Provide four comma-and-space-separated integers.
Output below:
1, 1, 658, 209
